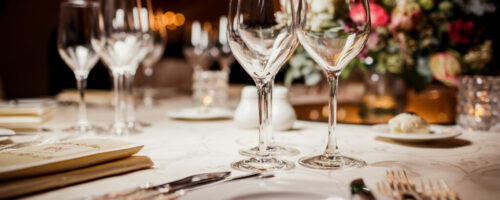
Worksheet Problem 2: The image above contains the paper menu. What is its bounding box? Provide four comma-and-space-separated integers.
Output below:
0, 138, 143, 181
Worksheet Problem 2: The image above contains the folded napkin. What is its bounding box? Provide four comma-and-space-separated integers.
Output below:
0, 156, 153, 199
0, 138, 151, 199
56, 89, 112, 106
0, 105, 54, 131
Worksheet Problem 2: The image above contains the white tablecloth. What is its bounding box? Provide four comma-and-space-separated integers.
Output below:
22, 96, 500, 200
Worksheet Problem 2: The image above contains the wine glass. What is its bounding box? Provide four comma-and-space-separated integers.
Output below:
124, 0, 154, 132
92, 0, 144, 135
183, 21, 214, 72
228, 0, 298, 172
295, 0, 371, 169
141, 10, 167, 108
57, 0, 102, 134
211, 16, 234, 72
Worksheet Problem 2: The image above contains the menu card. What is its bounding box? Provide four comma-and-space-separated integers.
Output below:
0, 138, 144, 181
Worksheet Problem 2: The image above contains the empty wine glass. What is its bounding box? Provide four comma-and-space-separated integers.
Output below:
92, 0, 145, 135
228, 0, 298, 172
296, 0, 371, 169
124, 0, 154, 132
211, 16, 234, 72
183, 21, 214, 72
57, 0, 102, 134
141, 10, 167, 108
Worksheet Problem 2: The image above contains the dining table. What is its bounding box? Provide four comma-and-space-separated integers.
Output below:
16, 92, 500, 200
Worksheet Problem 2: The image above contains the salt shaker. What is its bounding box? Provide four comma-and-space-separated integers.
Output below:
234, 86, 296, 130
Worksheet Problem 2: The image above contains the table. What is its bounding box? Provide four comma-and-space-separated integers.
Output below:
23, 96, 500, 200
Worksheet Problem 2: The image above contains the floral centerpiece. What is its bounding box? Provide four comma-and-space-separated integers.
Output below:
285, 0, 495, 91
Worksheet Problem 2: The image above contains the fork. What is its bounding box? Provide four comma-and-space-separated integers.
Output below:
420, 179, 460, 200
386, 169, 422, 200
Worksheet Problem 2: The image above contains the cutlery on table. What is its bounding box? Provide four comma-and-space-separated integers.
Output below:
92, 171, 230, 200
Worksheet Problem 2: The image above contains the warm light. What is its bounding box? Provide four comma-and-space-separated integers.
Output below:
162, 11, 185, 30
202, 95, 213, 107
309, 110, 320, 120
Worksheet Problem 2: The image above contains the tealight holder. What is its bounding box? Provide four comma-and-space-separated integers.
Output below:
192, 70, 229, 108
456, 76, 500, 132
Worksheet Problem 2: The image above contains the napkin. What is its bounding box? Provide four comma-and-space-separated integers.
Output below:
0, 105, 54, 131
0, 156, 153, 199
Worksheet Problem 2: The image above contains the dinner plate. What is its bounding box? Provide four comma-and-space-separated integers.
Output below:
0, 128, 15, 136
371, 124, 461, 142
167, 107, 233, 120
179, 179, 348, 200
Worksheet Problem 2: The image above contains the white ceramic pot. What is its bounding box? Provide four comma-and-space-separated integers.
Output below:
234, 86, 296, 131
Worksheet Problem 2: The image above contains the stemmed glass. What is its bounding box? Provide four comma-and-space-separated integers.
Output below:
211, 16, 234, 72
124, 0, 154, 132
296, 0, 371, 169
228, 0, 298, 172
57, 1, 102, 134
92, 0, 145, 135
141, 11, 167, 108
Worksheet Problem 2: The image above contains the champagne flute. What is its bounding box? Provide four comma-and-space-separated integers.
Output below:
92, 0, 144, 135
57, 0, 102, 134
141, 10, 167, 108
296, 0, 371, 169
228, 0, 298, 172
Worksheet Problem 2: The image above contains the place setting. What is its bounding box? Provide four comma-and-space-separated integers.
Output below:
1, 0, 499, 199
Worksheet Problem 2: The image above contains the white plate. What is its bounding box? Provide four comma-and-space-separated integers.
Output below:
167, 107, 233, 120
179, 179, 348, 200
0, 128, 15, 136
371, 124, 461, 142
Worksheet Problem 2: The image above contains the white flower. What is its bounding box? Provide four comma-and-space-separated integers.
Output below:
310, 0, 331, 13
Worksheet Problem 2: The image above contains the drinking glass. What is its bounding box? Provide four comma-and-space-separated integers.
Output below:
183, 21, 214, 72
124, 0, 154, 132
228, 0, 298, 172
211, 16, 234, 72
92, 0, 145, 135
141, 10, 167, 107
57, 1, 101, 134
296, 0, 371, 169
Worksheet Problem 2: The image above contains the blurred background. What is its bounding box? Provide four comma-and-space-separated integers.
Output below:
1, 0, 499, 125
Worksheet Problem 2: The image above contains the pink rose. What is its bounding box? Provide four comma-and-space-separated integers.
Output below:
429, 52, 462, 86
447, 19, 474, 44
389, 0, 422, 31
350, 2, 389, 28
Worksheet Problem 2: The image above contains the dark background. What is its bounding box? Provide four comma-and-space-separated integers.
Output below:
0, 0, 499, 99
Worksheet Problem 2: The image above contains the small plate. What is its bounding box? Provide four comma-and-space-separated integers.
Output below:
0, 128, 15, 137
167, 107, 233, 120
179, 179, 348, 200
371, 124, 461, 142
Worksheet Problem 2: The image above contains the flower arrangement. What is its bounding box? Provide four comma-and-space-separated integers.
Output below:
285, 0, 495, 91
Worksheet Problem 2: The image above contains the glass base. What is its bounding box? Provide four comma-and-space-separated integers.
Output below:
62, 124, 105, 134
231, 157, 295, 172
299, 154, 366, 169
239, 145, 300, 157
107, 123, 129, 136
127, 121, 143, 134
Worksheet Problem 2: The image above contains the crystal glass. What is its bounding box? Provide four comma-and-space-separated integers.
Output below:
124, 0, 154, 132
183, 21, 214, 72
228, 0, 298, 172
211, 16, 235, 72
57, 1, 102, 134
92, 0, 145, 135
296, 0, 371, 169
457, 76, 500, 132
141, 11, 167, 107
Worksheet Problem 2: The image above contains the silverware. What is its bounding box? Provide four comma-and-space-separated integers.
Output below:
93, 171, 231, 200
150, 173, 275, 200
420, 179, 460, 200
350, 178, 376, 200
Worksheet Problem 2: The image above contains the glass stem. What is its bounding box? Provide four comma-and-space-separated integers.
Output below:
325, 72, 340, 155
143, 64, 154, 107
267, 78, 275, 148
256, 80, 271, 157
75, 75, 90, 128
125, 71, 136, 123
112, 71, 127, 133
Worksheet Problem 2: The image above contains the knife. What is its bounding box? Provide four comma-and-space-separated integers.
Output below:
350, 178, 376, 200
93, 171, 231, 200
